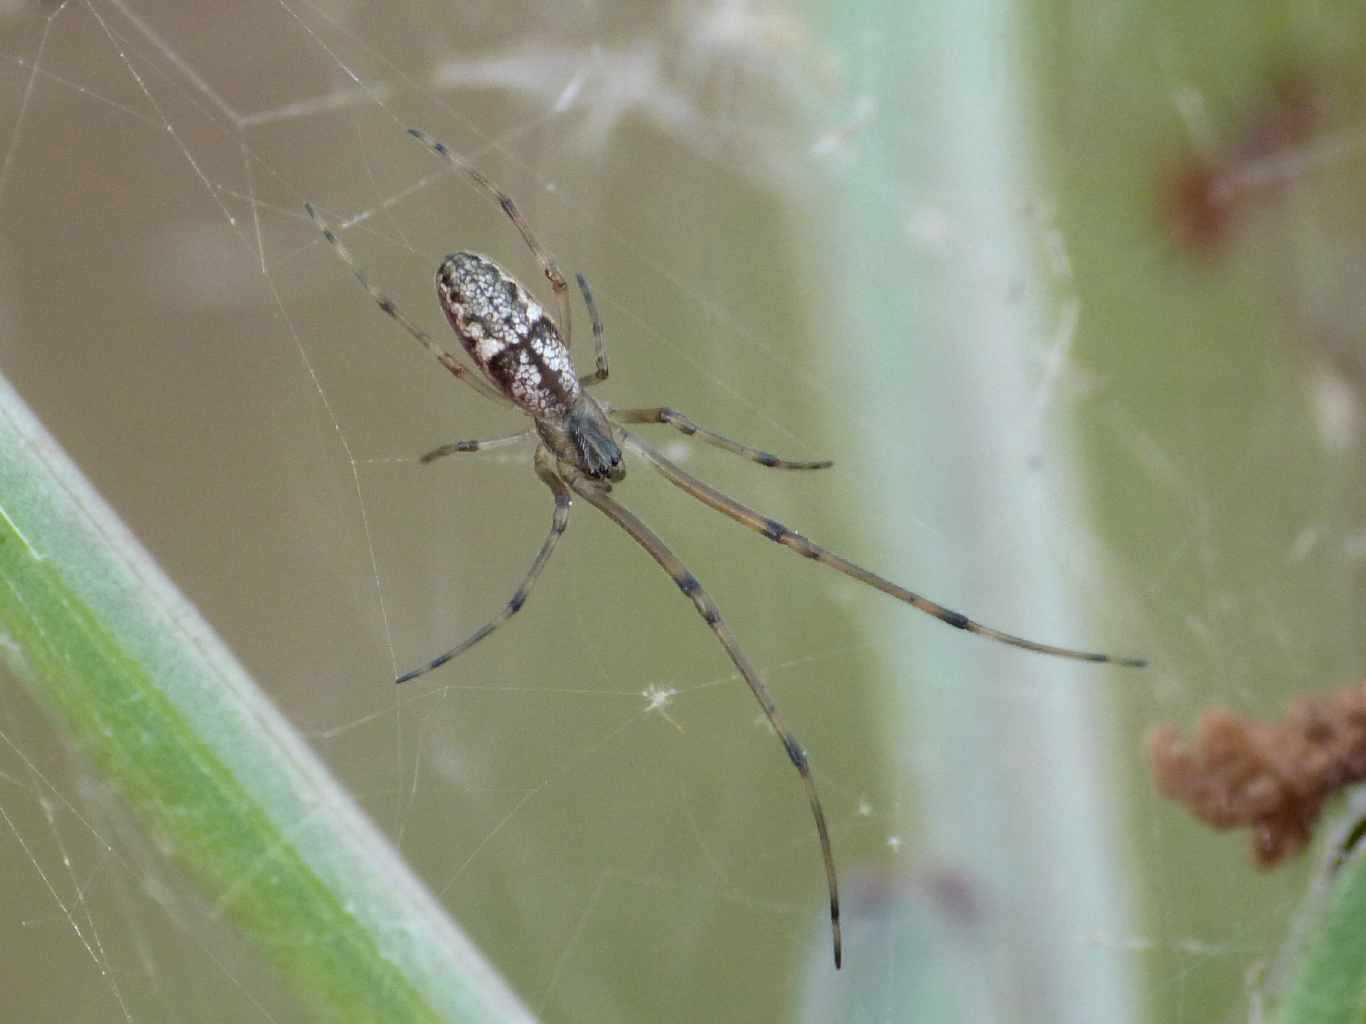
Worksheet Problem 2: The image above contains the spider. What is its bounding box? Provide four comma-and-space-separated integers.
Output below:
305, 128, 1148, 969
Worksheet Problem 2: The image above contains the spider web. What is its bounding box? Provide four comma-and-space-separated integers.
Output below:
0, 1, 1362, 1021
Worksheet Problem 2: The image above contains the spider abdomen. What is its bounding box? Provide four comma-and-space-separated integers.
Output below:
436, 251, 580, 418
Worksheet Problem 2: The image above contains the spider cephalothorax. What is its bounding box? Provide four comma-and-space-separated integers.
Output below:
306, 127, 1147, 970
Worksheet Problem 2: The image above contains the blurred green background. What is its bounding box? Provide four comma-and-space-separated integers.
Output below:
0, 1, 1363, 1021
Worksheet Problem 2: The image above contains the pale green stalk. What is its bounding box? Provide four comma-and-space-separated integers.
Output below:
0, 372, 532, 1023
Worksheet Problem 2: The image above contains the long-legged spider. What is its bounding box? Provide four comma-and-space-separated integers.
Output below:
305, 129, 1147, 969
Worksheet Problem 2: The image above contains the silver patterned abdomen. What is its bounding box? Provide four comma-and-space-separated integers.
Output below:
436, 252, 580, 418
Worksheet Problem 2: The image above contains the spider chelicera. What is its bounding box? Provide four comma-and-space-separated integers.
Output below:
305, 128, 1147, 969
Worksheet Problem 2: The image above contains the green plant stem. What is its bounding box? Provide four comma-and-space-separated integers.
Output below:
0, 371, 532, 1023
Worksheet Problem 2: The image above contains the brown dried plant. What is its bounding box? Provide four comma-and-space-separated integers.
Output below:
1149, 679, 1366, 866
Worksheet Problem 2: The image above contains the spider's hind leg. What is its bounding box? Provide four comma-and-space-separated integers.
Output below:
303, 201, 509, 406
419, 430, 533, 465
575, 273, 610, 387
610, 407, 832, 470
407, 128, 574, 347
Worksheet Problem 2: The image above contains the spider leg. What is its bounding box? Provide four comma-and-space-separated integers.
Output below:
611, 408, 832, 470
567, 471, 842, 969
407, 129, 573, 349
396, 446, 572, 685
575, 272, 610, 387
419, 430, 534, 465
622, 431, 1148, 669
304, 202, 509, 406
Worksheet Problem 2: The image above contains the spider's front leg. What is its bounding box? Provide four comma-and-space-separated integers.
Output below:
395, 446, 572, 684
567, 470, 842, 968
623, 430, 1148, 668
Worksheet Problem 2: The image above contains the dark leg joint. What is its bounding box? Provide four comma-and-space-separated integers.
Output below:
782, 734, 808, 770
397, 651, 450, 685
942, 609, 970, 630
762, 519, 786, 542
